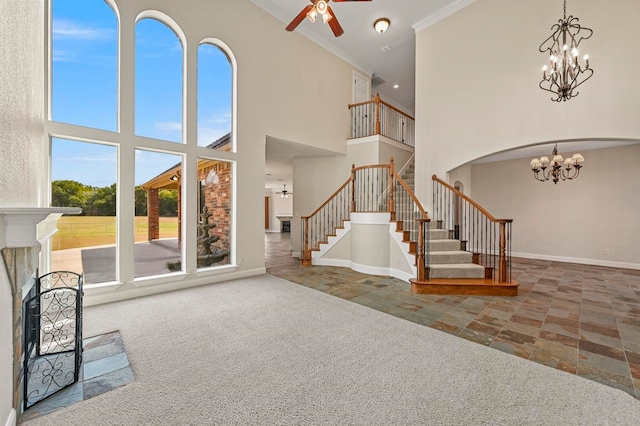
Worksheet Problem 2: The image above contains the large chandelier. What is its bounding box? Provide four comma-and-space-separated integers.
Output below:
539, 0, 594, 101
530, 144, 584, 184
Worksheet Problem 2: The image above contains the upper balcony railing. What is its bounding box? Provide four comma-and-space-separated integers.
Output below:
348, 93, 415, 148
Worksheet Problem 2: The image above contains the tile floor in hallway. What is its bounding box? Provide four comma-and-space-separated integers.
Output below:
265, 232, 640, 399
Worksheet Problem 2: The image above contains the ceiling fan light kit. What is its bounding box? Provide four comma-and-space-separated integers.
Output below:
277, 185, 293, 198
286, 0, 372, 37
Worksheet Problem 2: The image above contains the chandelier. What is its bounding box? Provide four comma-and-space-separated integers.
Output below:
539, 0, 594, 101
530, 144, 584, 184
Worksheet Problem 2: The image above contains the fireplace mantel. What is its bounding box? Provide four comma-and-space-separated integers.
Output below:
0, 207, 81, 248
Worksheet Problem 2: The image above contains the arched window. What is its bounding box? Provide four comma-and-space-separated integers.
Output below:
135, 18, 183, 143
48, 1, 237, 293
197, 42, 232, 150
51, 0, 117, 130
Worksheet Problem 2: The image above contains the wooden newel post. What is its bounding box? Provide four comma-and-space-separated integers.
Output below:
389, 157, 395, 221
350, 164, 356, 212
301, 216, 311, 266
416, 219, 427, 282
499, 221, 508, 282
375, 93, 381, 135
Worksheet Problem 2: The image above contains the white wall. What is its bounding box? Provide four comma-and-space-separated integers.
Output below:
464, 144, 640, 268
415, 0, 640, 207
0, 0, 45, 422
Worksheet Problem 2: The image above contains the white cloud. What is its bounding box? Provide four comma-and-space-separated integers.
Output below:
154, 121, 182, 132
198, 127, 230, 147
53, 19, 114, 40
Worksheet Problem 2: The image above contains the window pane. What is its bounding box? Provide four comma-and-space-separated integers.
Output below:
51, 0, 117, 130
135, 150, 182, 278
51, 138, 117, 285
198, 44, 232, 150
135, 19, 183, 142
197, 158, 232, 270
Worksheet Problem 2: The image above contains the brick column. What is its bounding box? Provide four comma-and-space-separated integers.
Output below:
147, 188, 159, 241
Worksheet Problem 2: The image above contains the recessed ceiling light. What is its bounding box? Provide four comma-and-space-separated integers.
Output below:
393, 84, 399, 89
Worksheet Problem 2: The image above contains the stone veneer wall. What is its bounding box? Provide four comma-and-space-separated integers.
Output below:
1, 247, 39, 415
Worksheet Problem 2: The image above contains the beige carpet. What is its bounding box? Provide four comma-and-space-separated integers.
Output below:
23, 275, 640, 425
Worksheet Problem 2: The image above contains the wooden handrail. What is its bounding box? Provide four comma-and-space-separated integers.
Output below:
378, 98, 415, 121
347, 99, 375, 108
394, 172, 428, 219
347, 93, 415, 123
301, 177, 352, 220
431, 175, 512, 224
353, 163, 391, 172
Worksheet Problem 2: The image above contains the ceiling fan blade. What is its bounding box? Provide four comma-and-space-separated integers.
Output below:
286, 5, 314, 32
326, 7, 344, 37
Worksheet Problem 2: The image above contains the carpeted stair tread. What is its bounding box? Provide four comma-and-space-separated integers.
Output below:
429, 263, 485, 279
428, 250, 473, 264
428, 239, 462, 251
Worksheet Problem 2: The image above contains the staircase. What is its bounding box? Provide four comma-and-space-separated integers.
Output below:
301, 158, 518, 296
394, 160, 485, 281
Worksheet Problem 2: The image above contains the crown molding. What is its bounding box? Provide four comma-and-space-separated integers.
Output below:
412, 0, 476, 33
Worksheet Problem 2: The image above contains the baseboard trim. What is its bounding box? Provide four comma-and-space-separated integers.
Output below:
5, 409, 16, 426
84, 267, 267, 306
511, 252, 640, 271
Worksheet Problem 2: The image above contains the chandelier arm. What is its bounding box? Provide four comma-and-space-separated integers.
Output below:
538, 24, 563, 53
567, 17, 594, 45
564, 165, 581, 180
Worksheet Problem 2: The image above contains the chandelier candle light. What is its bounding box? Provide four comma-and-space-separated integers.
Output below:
539, 0, 594, 101
530, 144, 584, 184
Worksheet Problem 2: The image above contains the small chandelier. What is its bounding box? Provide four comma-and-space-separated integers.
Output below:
539, 0, 594, 101
530, 144, 584, 184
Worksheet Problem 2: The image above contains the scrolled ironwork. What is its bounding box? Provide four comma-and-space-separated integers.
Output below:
23, 271, 83, 410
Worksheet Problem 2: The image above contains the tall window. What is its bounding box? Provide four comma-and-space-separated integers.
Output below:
135, 18, 183, 142
51, 139, 117, 283
51, 0, 117, 130
198, 43, 232, 150
48, 0, 237, 290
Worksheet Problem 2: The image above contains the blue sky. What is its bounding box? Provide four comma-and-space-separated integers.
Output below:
51, 0, 232, 187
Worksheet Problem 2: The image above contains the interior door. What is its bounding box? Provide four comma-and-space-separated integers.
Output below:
352, 70, 372, 136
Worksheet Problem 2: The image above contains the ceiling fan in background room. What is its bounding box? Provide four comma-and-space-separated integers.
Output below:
276, 185, 293, 198
286, 0, 372, 37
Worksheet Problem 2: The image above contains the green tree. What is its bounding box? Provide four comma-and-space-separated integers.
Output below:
89, 184, 117, 216
159, 189, 178, 216
135, 186, 148, 216
51, 180, 88, 211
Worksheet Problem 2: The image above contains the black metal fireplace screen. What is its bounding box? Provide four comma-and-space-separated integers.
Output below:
23, 271, 83, 410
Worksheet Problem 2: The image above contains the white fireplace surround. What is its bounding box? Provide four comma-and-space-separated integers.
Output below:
0, 207, 81, 248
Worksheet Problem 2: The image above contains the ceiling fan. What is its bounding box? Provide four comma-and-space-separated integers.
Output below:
286, 0, 372, 37
276, 185, 293, 198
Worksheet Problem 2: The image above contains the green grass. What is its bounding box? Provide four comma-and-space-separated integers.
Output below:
52, 216, 178, 251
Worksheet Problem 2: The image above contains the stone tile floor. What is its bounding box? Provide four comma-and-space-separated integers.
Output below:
21, 331, 134, 422
266, 232, 640, 399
